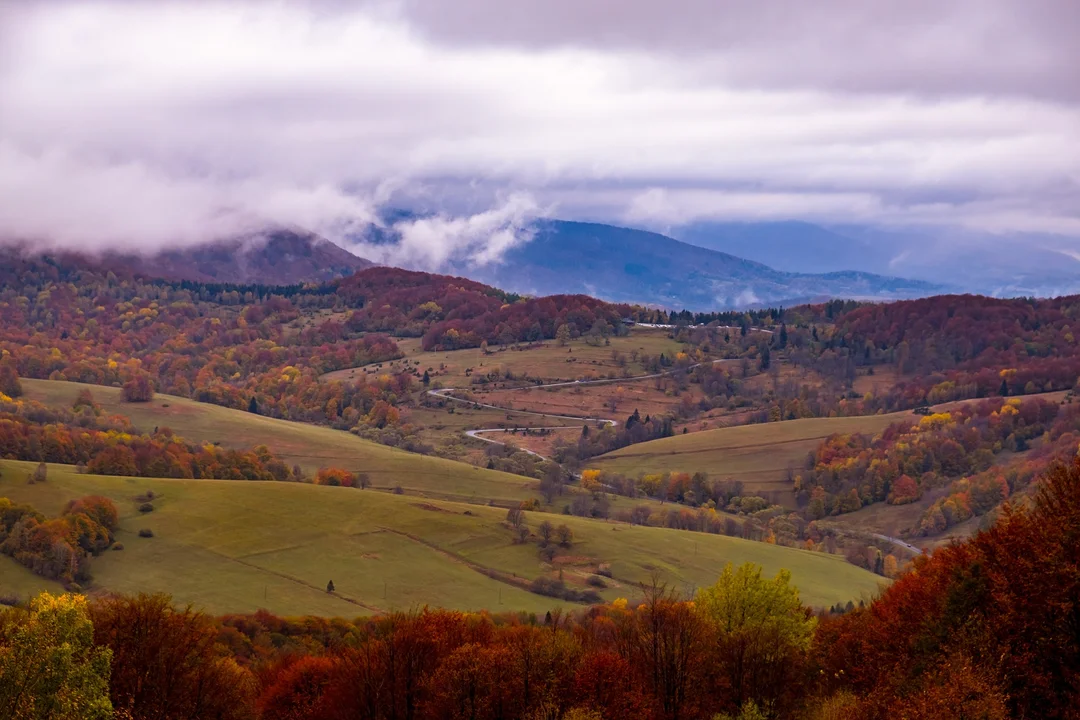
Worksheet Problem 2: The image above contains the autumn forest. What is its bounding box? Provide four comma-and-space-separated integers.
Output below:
2, 249, 1080, 719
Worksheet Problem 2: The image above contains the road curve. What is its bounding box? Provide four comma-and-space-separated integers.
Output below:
426, 356, 734, 430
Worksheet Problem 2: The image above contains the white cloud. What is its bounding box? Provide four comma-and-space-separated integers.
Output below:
346, 193, 543, 270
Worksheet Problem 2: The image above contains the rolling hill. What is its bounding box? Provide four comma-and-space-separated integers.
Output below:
21, 380, 538, 505
0, 460, 884, 614
0, 228, 372, 286
108, 228, 372, 284
591, 412, 920, 506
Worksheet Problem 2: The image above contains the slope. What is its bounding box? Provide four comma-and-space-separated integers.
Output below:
111, 228, 371, 284
21, 380, 538, 505
591, 412, 920, 505
672, 220, 885, 274
453, 220, 941, 310
0, 460, 884, 613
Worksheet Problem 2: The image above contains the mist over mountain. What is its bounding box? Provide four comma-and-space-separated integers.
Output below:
676, 221, 1080, 298
2, 229, 372, 286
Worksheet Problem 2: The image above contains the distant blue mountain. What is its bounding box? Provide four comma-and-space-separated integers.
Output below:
672, 221, 889, 274
675, 220, 1080, 299
449, 220, 942, 310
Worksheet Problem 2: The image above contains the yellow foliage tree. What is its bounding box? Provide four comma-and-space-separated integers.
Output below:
0, 593, 113, 720
580, 469, 603, 491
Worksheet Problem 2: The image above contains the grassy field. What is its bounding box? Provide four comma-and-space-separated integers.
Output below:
405, 403, 573, 465
22, 379, 542, 505
0, 460, 883, 613
474, 380, 702, 422
322, 329, 687, 387
0, 556, 64, 600
591, 412, 919, 505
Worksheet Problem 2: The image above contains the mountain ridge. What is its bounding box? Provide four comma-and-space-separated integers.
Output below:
448, 219, 943, 310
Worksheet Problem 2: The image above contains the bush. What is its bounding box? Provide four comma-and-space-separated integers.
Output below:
121, 373, 155, 402
0, 362, 23, 398
138, 503, 154, 513
596, 564, 613, 578
314, 467, 357, 487
529, 576, 602, 604
138, 528, 154, 538
111, 543, 124, 551
586, 575, 607, 588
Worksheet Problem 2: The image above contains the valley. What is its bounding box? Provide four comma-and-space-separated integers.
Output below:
4, 234, 1080, 720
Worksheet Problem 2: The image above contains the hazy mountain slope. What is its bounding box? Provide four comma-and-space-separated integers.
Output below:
110, 229, 371, 284
827, 225, 1080, 298
675, 220, 1080, 298
672, 220, 887, 274
455, 220, 941, 310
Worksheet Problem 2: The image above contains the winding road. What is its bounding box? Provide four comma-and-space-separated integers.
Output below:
426, 356, 744, 470
427, 360, 929, 557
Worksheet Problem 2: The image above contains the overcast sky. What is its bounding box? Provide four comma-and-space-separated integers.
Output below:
1, 0, 1077, 264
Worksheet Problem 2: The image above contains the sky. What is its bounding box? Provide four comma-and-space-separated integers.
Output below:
0, 0, 1077, 266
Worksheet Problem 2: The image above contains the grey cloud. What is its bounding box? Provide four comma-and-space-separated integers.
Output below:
395, 0, 1080, 102
0, 0, 1076, 263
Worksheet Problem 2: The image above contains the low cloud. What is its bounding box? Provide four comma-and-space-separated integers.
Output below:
0, 143, 378, 253
346, 193, 544, 271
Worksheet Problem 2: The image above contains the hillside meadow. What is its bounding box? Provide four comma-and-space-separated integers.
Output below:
0, 459, 883, 614
592, 412, 919, 505
322, 328, 687, 386
21, 379, 541, 505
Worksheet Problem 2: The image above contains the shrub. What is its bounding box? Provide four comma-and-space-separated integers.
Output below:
138, 529, 154, 538
586, 575, 607, 588
0, 362, 22, 398
529, 576, 602, 604
314, 467, 357, 487
111, 543, 124, 551
121, 373, 155, 402
138, 503, 154, 513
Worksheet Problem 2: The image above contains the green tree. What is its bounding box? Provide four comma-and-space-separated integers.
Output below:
695, 563, 816, 712
0, 592, 113, 720
555, 324, 571, 346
